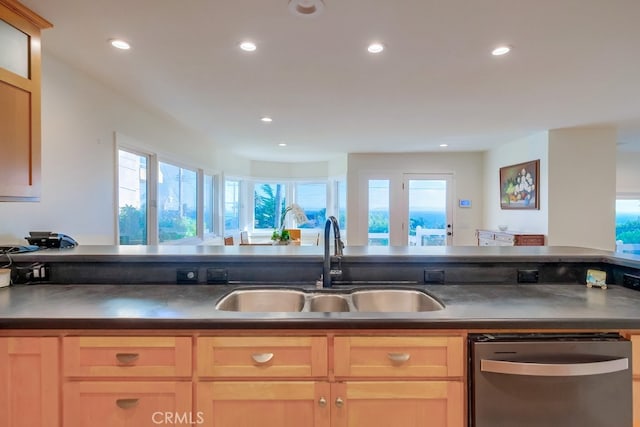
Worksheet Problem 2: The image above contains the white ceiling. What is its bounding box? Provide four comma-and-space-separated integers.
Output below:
22, 0, 640, 161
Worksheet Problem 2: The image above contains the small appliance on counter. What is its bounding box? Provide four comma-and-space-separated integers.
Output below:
26, 231, 78, 248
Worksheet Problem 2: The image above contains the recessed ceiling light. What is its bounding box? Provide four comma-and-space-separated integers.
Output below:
278, 143, 287, 147
367, 43, 384, 54
439, 144, 449, 148
289, 0, 325, 17
240, 41, 257, 52
491, 45, 511, 56
261, 116, 273, 123
109, 39, 130, 50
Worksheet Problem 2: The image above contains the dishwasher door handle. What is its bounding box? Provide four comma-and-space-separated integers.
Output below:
481, 357, 629, 377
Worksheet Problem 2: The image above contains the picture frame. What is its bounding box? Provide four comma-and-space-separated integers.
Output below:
499, 159, 540, 210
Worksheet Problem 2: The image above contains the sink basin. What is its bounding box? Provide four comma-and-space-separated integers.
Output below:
215, 288, 444, 313
351, 289, 444, 312
215, 289, 305, 312
309, 294, 350, 312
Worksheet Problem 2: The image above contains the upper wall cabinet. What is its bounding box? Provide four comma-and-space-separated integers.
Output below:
0, 0, 51, 201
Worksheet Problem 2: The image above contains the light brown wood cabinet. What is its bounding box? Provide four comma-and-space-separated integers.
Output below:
333, 335, 464, 427
62, 335, 193, 427
0, 0, 51, 201
629, 334, 640, 427
476, 229, 545, 246
0, 330, 466, 427
0, 337, 59, 427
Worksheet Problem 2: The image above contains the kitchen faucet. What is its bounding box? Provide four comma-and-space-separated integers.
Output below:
322, 216, 344, 288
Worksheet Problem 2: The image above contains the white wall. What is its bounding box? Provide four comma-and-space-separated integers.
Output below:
547, 127, 617, 250
617, 152, 640, 195
483, 132, 549, 234
346, 152, 484, 246
0, 53, 215, 245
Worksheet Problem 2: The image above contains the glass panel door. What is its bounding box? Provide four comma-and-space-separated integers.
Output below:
368, 179, 390, 246
403, 174, 453, 246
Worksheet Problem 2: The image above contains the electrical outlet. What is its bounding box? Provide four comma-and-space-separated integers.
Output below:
177, 268, 198, 284
424, 269, 445, 284
207, 268, 228, 284
517, 269, 539, 283
623, 273, 640, 290
14, 263, 49, 284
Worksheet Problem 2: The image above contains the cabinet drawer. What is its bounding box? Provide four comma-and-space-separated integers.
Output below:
334, 336, 463, 378
514, 235, 545, 246
63, 381, 192, 427
477, 231, 495, 241
197, 336, 328, 378
493, 233, 515, 244
63, 336, 192, 378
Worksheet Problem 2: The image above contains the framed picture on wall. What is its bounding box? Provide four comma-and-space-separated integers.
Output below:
499, 159, 540, 210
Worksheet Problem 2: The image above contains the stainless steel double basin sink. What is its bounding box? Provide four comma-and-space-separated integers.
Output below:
215, 288, 445, 313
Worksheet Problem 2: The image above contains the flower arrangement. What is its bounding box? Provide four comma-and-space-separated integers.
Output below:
271, 204, 308, 243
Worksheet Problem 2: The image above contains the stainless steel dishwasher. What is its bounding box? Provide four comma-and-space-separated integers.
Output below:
469, 333, 632, 427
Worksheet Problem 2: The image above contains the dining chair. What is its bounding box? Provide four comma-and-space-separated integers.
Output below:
285, 229, 301, 242
240, 231, 249, 245
223, 236, 234, 246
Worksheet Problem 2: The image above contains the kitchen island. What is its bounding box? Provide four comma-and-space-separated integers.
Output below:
1, 245, 640, 427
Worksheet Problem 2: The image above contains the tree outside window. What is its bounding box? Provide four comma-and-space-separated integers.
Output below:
254, 183, 287, 229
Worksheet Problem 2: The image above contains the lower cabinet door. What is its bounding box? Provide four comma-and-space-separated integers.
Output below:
633, 379, 640, 427
63, 381, 192, 427
332, 381, 464, 427
197, 381, 331, 427
0, 337, 59, 427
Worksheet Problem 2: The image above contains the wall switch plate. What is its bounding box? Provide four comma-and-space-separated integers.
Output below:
424, 269, 445, 284
517, 269, 539, 283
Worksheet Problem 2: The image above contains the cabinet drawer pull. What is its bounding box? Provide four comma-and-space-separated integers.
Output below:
335, 397, 344, 408
318, 397, 327, 407
387, 352, 411, 364
115, 353, 140, 364
116, 398, 139, 409
251, 353, 274, 364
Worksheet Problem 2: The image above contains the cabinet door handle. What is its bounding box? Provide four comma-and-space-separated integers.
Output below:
251, 352, 274, 364
318, 397, 327, 407
387, 352, 411, 364
335, 397, 344, 408
115, 353, 139, 364
116, 398, 139, 409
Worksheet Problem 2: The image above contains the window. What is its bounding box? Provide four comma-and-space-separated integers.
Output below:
616, 198, 640, 254
158, 162, 197, 242
254, 182, 287, 230
295, 182, 327, 229
203, 174, 214, 235
224, 179, 240, 231
368, 179, 390, 246
118, 149, 148, 245
336, 180, 347, 229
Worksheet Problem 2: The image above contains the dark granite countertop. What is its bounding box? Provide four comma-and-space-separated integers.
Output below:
2, 283, 640, 330
6, 245, 640, 268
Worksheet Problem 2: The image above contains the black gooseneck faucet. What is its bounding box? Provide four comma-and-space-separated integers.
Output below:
323, 216, 344, 288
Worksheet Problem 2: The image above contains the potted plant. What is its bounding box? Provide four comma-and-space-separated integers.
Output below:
271, 204, 308, 244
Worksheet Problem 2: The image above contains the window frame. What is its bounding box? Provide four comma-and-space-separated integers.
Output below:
116, 143, 221, 245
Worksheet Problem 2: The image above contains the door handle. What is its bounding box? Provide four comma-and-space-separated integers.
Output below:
481, 357, 629, 377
